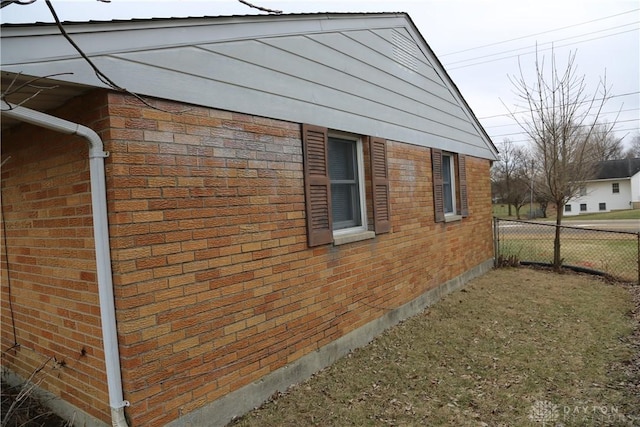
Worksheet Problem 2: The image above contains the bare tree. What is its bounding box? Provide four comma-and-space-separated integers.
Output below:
625, 133, 640, 159
507, 48, 613, 270
492, 138, 531, 218
584, 122, 624, 161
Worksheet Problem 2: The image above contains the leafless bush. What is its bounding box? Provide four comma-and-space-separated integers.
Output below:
1, 359, 71, 427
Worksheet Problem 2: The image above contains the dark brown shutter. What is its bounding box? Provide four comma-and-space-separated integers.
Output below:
431, 148, 445, 223
302, 124, 333, 246
458, 154, 469, 217
369, 137, 391, 234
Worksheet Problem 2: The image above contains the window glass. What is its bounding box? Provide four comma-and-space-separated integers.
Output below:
599, 202, 606, 211
329, 137, 361, 230
580, 203, 587, 212
442, 155, 454, 214
612, 183, 619, 193
564, 204, 571, 212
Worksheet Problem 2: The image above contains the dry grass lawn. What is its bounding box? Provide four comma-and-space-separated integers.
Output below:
232, 268, 639, 427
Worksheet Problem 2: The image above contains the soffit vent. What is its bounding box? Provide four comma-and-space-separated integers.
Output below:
392, 30, 418, 72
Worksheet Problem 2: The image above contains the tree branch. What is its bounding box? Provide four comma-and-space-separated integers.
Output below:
0, 0, 37, 8
237, 0, 282, 14
41, 0, 188, 113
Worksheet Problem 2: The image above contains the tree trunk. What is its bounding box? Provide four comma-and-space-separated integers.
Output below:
553, 206, 563, 270
508, 204, 512, 216
515, 205, 521, 219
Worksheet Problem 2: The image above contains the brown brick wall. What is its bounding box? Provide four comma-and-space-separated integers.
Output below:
103, 94, 493, 425
1, 91, 112, 422
1, 91, 493, 426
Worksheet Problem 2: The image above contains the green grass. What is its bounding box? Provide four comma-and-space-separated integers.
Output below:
500, 236, 638, 283
562, 209, 640, 221
492, 203, 540, 219
493, 204, 640, 221
232, 269, 638, 427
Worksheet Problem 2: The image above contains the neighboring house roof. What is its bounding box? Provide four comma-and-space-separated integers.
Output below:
594, 158, 640, 180
1, 13, 498, 160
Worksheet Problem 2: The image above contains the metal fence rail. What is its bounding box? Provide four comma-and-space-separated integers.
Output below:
494, 218, 640, 284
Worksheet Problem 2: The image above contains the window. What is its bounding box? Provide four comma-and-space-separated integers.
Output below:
580, 203, 587, 212
564, 204, 571, 212
599, 202, 606, 211
579, 186, 587, 196
612, 183, 619, 194
432, 148, 468, 222
301, 124, 390, 247
442, 154, 456, 214
328, 136, 364, 231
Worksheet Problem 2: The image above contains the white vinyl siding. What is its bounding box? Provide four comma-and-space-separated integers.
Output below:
567, 179, 632, 215
1, 15, 497, 160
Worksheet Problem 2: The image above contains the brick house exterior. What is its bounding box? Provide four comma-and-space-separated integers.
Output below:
1, 13, 497, 427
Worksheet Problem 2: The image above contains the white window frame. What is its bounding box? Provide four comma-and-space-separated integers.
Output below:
442, 153, 457, 216
328, 132, 368, 237
612, 182, 619, 194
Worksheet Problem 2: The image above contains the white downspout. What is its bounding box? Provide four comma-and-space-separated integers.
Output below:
3, 103, 130, 427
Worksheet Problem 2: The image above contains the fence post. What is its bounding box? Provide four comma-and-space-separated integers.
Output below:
493, 217, 499, 267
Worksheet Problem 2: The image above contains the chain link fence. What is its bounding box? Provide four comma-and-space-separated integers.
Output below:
494, 218, 640, 285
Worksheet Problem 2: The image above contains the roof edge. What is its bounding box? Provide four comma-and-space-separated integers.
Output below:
1, 11, 408, 28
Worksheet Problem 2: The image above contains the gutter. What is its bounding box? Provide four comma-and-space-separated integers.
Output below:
2, 103, 130, 427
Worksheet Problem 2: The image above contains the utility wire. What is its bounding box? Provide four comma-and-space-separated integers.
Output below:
448, 27, 639, 70
488, 118, 640, 138
444, 21, 639, 66
1, 157, 18, 347
478, 91, 640, 119
440, 8, 640, 57
499, 127, 639, 144
484, 107, 640, 128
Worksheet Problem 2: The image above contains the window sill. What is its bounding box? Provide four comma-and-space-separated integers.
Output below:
444, 214, 463, 223
333, 230, 376, 246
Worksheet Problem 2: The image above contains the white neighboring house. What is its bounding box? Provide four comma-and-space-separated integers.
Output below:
564, 158, 640, 216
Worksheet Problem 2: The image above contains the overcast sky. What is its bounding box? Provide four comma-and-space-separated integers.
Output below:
2, 0, 639, 149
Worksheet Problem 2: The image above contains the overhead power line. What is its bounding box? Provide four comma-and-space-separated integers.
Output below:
496, 127, 640, 144
488, 118, 640, 138
447, 27, 639, 70
483, 107, 640, 129
443, 21, 639, 67
478, 91, 640, 120
440, 8, 640, 57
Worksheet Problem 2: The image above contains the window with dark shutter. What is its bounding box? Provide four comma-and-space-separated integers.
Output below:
302, 124, 333, 247
302, 125, 392, 246
432, 148, 445, 223
433, 149, 469, 222
370, 137, 391, 234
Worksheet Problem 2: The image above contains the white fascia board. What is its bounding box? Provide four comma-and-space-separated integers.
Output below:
584, 177, 633, 183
